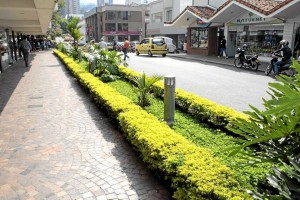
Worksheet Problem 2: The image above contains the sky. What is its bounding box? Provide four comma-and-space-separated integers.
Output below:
80, 0, 126, 4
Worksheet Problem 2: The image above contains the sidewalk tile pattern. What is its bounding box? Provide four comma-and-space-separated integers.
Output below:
0, 51, 171, 200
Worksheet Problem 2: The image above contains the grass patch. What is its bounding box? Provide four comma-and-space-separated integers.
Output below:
107, 79, 272, 188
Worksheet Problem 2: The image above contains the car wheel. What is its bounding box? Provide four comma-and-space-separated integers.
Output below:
148, 50, 153, 57
136, 50, 139, 56
162, 54, 166, 57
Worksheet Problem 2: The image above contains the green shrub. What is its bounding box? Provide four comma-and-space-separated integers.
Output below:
53, 50, 250, 199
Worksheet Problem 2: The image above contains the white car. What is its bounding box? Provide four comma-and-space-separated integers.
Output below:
154, 36, 176, 53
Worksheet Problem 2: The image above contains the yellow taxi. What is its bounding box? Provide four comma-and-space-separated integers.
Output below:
135, 37, 167, 57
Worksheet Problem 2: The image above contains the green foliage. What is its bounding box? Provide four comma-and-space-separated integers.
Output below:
133, 73, 163, 107
227, 60, 300, 198
117, 66, 249, 130
108, 77, 272, 188
66, 17, 82, 52
90, 49, 124, 82
47, 3, 66, 39
54, 50, 250, 199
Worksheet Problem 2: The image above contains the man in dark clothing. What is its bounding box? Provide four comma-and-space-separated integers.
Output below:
218, 36, 228, 58
18, 36, 32, 67
274, 40, 292, 75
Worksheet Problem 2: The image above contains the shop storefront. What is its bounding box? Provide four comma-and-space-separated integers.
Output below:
187, 21, 218, 56
225, 12, 284, 57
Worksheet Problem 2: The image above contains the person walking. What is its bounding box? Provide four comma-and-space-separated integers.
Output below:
123, 37, 130, 61
98, 38, 107, 50
18, 36, 32, 67
112, 39, 117, 51
218, 36, 228, 58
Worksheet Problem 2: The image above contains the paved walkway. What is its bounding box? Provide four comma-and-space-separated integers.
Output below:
0, 51, 171, 200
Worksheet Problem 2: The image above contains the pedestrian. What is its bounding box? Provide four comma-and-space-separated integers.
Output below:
112, 39, 117, 51
98, 38, 107, 50
18, 36, 32, 67
218, 36, 228, 58
123, 37, 130, 61
183, 40, 187, 53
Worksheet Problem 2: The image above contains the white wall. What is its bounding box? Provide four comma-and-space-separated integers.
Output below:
193, 0, 226, 8
284, 14, 300, 49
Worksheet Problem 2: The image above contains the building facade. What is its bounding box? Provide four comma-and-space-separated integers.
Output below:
168, 0, 300, 57
146, 0, 195, 48
65, 0, 80, 15
85, 5, 146, 42
97, 0, 113, 6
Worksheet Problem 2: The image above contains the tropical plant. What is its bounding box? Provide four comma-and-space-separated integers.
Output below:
66, 17, 82, 52
227, 60, 300, 199
133, 73, 163, 107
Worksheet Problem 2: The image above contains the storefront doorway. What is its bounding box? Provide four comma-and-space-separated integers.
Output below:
227, 31, 237, 57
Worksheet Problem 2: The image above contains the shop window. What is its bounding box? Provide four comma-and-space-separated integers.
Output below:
118, 23, 128, 31
190, 28, 208, 48
105, 23, 116, 31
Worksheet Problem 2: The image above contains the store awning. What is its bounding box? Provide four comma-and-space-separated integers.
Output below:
0, 0, 63, 35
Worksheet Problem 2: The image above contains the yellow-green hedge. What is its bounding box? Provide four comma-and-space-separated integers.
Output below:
54, 50, 250, 199
118, 66, 248, 129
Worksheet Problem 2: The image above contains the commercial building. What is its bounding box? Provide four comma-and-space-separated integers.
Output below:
168, 0, 300, 57
146, 0, 195, 48
85, 4, 146, 42
97, 0, 113, 6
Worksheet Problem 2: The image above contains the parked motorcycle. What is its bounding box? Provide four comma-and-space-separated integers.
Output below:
234, 47, 260, 71
265, 52, 296, 76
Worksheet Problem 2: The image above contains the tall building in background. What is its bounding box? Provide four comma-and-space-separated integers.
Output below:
125, 0, 154, 5
97, 0, 113, 6
65, 0, 80, 15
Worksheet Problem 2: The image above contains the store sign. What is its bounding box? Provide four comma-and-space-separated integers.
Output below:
231, 12, 281, 25
197, 19, 211, 28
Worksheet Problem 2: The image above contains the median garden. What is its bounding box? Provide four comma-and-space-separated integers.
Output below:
53, 42, 300, 199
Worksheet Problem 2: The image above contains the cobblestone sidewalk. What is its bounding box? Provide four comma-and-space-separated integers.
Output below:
0, 51, 171, 200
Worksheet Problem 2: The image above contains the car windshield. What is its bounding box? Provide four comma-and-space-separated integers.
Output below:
152, 39, 164, 44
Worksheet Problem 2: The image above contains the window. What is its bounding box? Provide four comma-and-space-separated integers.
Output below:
106, 11, 116, 20
105, 11, 128, 20
166, 10, 172, 21
190, 28, 208, 48
118, 23, 128, 31
105, 23, 116, 31
151, 13, 163, 23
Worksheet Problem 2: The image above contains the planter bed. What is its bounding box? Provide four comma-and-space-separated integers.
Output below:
54, 50, 257, 199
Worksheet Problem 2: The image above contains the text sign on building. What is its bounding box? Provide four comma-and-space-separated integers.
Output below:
197, 19, 211, 28
232, 12, 281, 25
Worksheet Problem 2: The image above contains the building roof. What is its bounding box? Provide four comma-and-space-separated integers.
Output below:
214, 0, 292, 16
167, 0, 298, 26
165, 6, 215, 26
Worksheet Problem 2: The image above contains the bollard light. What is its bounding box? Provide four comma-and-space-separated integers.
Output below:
164, 75, 176, 126
78, 48, 82, 62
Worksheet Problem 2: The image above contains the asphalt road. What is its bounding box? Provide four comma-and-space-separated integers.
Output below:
125, 52, 278, 112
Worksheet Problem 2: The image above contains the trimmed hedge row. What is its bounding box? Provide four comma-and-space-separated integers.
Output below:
54, 50, 250, 199
117, 66, 249, 129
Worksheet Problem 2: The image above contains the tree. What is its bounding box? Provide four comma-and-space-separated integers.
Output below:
228, 60, 300, 199
48, 3, 67, 39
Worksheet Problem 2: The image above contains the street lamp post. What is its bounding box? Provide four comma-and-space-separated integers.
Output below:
145, 18, 150, 38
